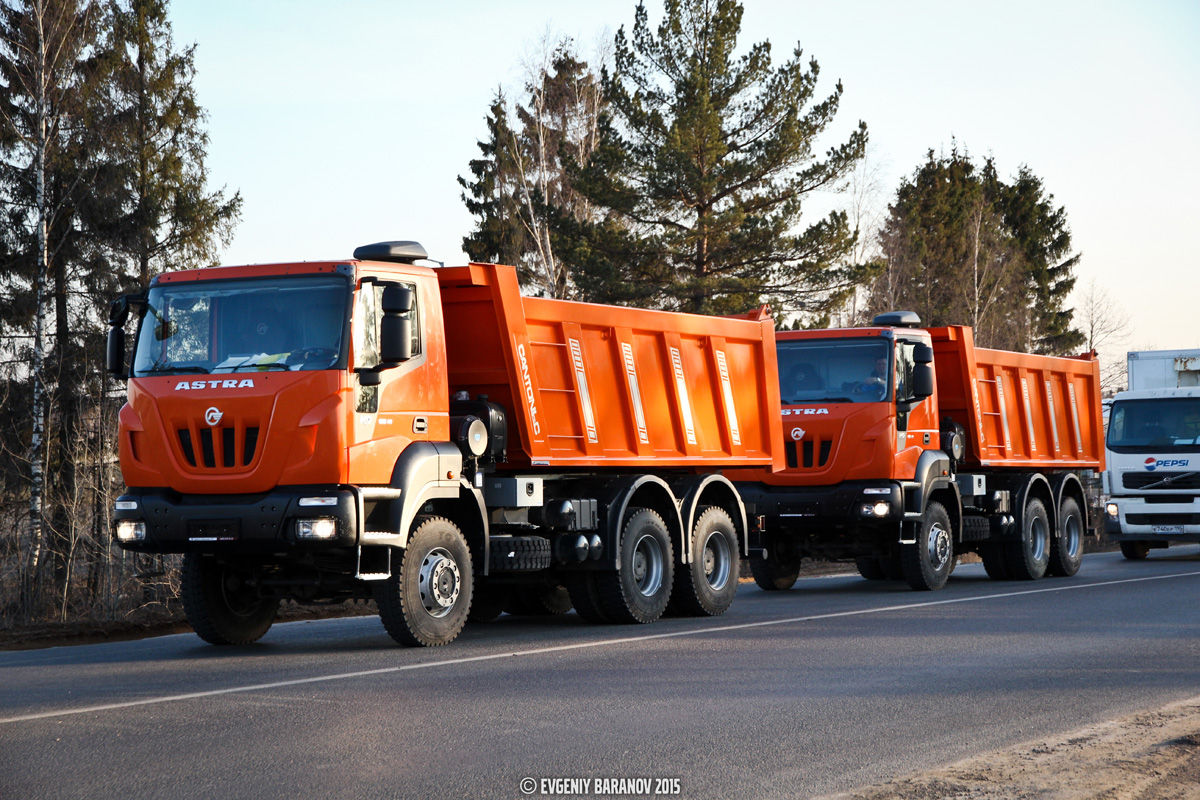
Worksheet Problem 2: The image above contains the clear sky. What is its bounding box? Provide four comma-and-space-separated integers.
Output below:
169, 0, 1200, 355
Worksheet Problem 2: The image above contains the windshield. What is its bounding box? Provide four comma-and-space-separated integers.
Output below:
1107, 397, 1200, 453
132, 275, 349, 377
777, 338, 891, 404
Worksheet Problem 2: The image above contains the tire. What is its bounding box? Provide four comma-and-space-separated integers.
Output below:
375, 516, 473, 646
506, 584, 573, 616
1120, 541, 1151, 560
880, 554, 905, 581
594, 507, 674, 624
565, 572, 611, 623
181, 554, 279, 645
1048, 497, 1084, 577
489, 536, 552, 572
855, 557, 887, 581
980, 543, 1011, 580
468, 581, 509, 622
900, 501, 954, 591
1004, 497, 1051, 580
670, 506, 740, 616
749, 534, 801, 591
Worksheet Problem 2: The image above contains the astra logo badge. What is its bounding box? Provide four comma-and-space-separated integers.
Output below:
782, 408, 830, 416
205, 407, 223, 426
175, 379, 255, 390
1144, 458, 1190, 471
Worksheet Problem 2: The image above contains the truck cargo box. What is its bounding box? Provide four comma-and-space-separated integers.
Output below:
931, 326, 1104, 470
438, 264, 784, 470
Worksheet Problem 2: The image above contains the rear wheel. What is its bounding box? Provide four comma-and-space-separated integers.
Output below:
565, 573, 611, 623
980, 543, 1012, 580
855, 557, 887, 581
506, 584, 573, 616
1048, 497, 1084, 577
900, 501, 954, 591
1005, 497, 1050, 580
375, 516, 473, 646
594, 507, 674, 623
670, 506, 740, 616
1120, 541, 1151, 560
181, 554, 279, 645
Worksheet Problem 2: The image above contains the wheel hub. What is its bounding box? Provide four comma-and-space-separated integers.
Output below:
927, 523, 951, 570
700, 530, 732, 590
631, 534, 664, 597
418, 548, 461, 617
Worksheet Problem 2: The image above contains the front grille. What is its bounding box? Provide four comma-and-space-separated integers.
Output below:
1126, 513, 1200, 525
1123, 472, 1200, 490
177, 423, 260, 470
785, 437, 833, 470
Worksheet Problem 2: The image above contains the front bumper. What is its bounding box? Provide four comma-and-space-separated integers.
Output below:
740, 480, 904, 557
1104, 496, 1200, 542
112, 486, 359, 553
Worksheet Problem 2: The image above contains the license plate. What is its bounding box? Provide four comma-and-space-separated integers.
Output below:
1151, 525, 1185, 533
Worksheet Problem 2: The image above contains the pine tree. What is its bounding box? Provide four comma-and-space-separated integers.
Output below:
560, 0, 870, 316
95, 0, 240, 288
870, 148, 1081, 354
459, 92, 529, 270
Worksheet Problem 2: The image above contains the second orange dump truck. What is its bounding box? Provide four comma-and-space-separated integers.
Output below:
732, 312, 1105, 592
107, 242, 782, 647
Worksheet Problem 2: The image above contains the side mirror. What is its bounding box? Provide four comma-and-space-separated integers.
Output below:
106, 327, 126, 377
380, 316, 413, 363
912, 363, 934, 400
913, 343, 934, 364
382, 284, 414, 314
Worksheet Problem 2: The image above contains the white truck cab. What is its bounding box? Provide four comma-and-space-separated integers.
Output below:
1103, 349, 1200, 559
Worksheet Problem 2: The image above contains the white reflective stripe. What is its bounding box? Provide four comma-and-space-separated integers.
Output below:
1068, 383, 1083, 454
1021, 377, 1036, 454
995, 375, 1011, 451
669, 346, 697, 445
621, 342, 649, 444
1045, 379, 1060, 452
568, 338, 598, 444
715, 349, 741, 446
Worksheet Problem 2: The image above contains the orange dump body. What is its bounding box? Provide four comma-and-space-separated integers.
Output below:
931, 326, 1104, 470
438, 264, 784, 471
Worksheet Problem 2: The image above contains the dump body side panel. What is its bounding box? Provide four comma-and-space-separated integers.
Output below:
930, 325, 1103, 470
437, 263, 783, 470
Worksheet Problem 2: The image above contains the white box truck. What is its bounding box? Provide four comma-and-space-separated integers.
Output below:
1103, 349, 1200, 559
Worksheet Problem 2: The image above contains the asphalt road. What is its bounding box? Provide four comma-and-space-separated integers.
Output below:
3, 548, 1199, 800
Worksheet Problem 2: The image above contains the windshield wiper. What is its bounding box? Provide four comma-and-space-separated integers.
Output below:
216, 362, 291, 372
143, 366, 209, 375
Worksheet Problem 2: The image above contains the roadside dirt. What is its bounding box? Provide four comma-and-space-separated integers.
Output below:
821, 696, 1200, 800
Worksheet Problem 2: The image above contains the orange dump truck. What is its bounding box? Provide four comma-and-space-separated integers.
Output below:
734, 312, 1104, 591
107, 242, 782, 647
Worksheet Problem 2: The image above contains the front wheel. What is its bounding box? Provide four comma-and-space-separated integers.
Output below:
670, 506, 740, 617
376, 516, 473, 646
749, 534, 801, 591
900, 501, 954, 591
1120, 541, 1151, 560
181, 554, 279, 645
1048, 497, 1084, 577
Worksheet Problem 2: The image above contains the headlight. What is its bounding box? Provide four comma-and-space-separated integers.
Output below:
1105, 503, 1118, 519
115, 520, 146, 542
860, 502, 891, 517
295, 517, 337, 540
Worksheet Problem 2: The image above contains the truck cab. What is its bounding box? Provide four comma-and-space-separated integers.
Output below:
1103, 387, 1200, 558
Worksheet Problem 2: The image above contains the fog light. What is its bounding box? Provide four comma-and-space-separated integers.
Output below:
1105, 503, 1118, 519
295, 517, 337, 540
116, 520, 146, 542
